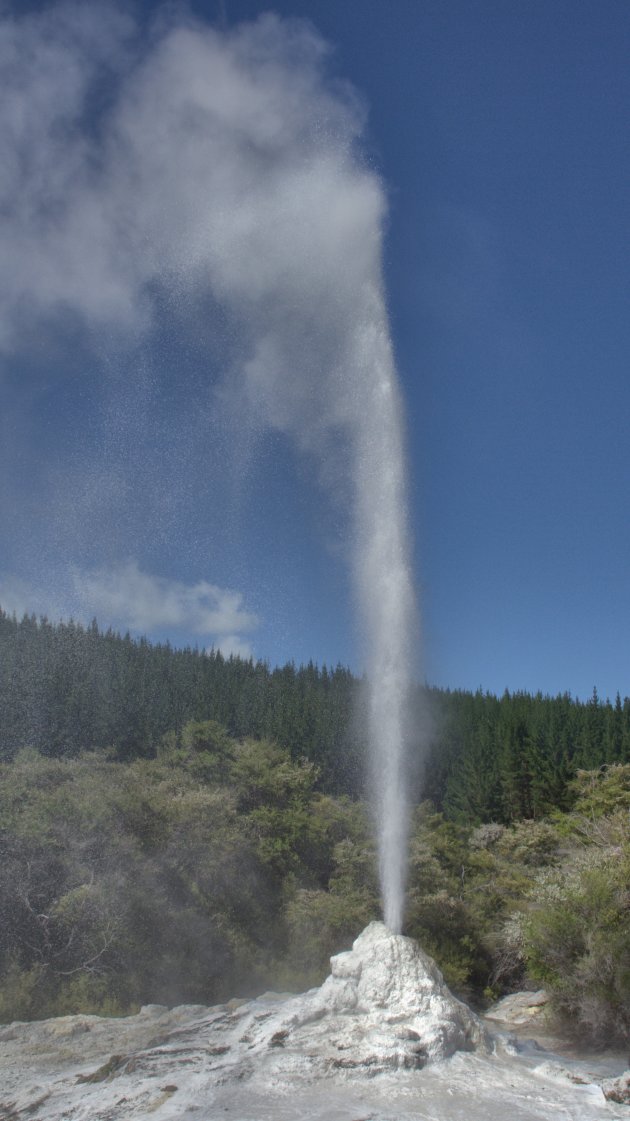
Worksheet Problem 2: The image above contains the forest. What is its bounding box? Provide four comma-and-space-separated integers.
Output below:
1, 607, 630, 1043
2, 608, 630, 819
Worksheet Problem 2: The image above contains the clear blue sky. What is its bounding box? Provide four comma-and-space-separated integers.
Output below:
1, 0, 628, 700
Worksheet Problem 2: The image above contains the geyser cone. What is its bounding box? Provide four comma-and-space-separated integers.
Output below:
195, 921, 490, 1073
301, 922, 490, 1068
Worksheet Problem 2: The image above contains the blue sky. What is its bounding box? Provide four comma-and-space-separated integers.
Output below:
1, 0, 628, 700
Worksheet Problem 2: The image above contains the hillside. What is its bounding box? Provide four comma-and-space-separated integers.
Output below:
2, 608, 630, 820
2, 608, 630, 1041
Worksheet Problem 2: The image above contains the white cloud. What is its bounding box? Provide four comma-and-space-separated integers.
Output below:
208, 635, 255, 660
72, 560, 258, 639
0, 562, 258, 655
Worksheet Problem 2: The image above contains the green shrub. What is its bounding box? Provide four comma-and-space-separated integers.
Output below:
2, 747, 627, 1036
283, 886, 378, 988
494, 819, 559, 866
524, 850, 630, 1044
570, 764, 630, 818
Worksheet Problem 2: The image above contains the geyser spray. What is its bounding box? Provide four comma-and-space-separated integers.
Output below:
353, 302, 416, 934
0, 8, 418, 931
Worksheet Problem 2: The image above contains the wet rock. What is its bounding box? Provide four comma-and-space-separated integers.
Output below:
603, 1071, 630, 1103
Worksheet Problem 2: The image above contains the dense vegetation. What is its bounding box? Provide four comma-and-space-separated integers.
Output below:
0, 729, 370, 1021
3, 608, 630, 818
0, 610, 361, 794
1, 608, 630, 1043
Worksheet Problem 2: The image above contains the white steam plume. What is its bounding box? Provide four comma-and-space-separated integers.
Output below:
0, 2, 417, 931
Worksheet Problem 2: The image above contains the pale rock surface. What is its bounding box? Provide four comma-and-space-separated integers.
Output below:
602, 1071, 630, 1104
302, 920, 489, 1066
485, 989, 549, 1027
0, 922, 626, 1120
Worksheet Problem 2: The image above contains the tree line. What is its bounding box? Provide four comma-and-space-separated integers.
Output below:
2, 607, 630, 822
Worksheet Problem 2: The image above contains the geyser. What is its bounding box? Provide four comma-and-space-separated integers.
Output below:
0, 8, 416, 928
354, 310, 416, 933
111, 14, 417, 931
5, 925, 623, 1121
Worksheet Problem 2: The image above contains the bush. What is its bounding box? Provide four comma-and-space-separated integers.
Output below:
570, 764, 630, 818
494, 819, 559, 866
283, 886, 378, 988
524, 850, 630, 1044
0, 735, 378, 1020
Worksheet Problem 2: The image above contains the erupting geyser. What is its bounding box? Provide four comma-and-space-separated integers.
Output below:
203, 20, 419, 934
143, 17, 419, 932
354, 310, 416, 934
0, 9, 417, 928
4, 927, 621, 1121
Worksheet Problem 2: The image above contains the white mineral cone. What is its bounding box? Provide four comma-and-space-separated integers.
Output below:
253, 920, 490, 1070
3, 925, 626, 1120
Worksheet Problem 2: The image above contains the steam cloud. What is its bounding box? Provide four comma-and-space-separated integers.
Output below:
0, 2, 417, 931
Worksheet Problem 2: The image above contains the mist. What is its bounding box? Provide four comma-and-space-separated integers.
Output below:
0, 2, 417, 930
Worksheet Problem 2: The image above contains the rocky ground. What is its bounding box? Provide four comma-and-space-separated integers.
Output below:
0, 923, 628, 1120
